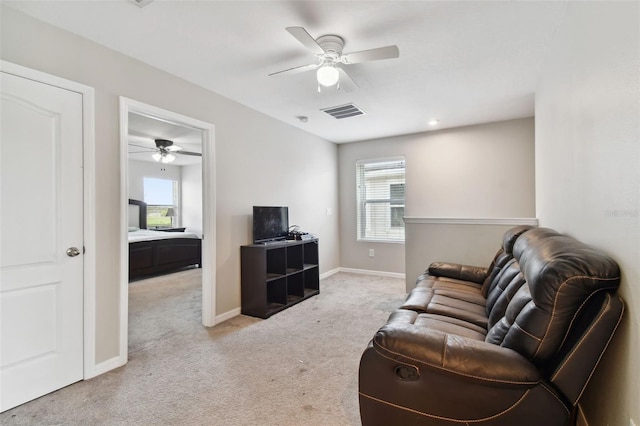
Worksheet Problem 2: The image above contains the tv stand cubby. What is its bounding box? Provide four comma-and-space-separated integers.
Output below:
241, 239, 319, 319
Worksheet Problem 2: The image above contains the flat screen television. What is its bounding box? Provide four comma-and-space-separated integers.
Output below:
253, 206, 289, 243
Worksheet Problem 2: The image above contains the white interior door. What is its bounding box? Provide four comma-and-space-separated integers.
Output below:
1, 71, 84, 412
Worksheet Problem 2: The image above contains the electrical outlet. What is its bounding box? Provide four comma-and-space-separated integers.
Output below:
326, 207, 332, 216
369, 249, 375, 257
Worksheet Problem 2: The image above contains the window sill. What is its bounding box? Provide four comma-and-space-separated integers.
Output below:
357, 238, 405, 244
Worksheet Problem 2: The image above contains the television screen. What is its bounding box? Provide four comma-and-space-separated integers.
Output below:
253, 206, 289, 243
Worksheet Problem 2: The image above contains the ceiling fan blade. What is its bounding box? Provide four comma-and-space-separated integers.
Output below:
285, 26, 325, 55
341, 45, 399, 64
268, 63, 318, 77
129, 143, 155, 150
177, 150, 202, 157
338, 68, 359, 92
129, 151, 154, 154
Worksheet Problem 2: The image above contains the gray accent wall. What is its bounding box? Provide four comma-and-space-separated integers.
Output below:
535, 2, 639, 425
338, 118, 536, 280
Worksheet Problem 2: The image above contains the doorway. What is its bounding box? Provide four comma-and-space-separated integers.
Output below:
119, 98, 216, 360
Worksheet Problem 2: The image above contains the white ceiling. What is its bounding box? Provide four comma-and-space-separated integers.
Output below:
5, 0, 568, 143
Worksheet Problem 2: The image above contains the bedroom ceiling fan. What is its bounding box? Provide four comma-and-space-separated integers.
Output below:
269, 26, 400, 92
129, 139, 201, 164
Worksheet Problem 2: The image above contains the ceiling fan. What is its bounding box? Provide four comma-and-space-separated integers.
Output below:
129, 139, 201, 164
269, 26, 399, 92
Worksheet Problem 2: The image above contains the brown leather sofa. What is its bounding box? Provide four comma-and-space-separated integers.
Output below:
359, 226, 624, 426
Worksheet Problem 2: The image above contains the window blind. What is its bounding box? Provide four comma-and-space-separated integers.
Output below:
356, 158, 406, 242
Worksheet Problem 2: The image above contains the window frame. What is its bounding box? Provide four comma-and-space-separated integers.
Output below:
356, 156, 406, 243
143, 177, 179, 228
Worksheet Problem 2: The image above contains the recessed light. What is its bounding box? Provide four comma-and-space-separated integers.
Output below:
428, 119, 439, 126
297, 116, 309, 123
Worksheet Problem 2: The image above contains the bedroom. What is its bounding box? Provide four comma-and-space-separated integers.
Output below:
127, 112, 204, 280
0, 2, 638, 425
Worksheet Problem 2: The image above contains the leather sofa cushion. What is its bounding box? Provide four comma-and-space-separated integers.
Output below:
401, 288, 489, 328
416, 275, 483, 293
413, 314, 487, 341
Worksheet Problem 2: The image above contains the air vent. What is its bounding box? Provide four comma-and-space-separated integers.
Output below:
321, 103, 366, 119
130, 0, 154, 8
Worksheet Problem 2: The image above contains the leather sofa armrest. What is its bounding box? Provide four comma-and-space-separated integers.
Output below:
360, 323, 570, 425
373, 322, 540, 384
428, 262, 489, 285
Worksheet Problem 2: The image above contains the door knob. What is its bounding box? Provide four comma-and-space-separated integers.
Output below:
66, 247, 81, 257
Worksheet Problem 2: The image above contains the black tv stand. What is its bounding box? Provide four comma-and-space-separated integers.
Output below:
241, 238, 319, 319
258, 239, 287, 245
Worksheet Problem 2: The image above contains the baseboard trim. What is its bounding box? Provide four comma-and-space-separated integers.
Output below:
338, 267, 406, 279
85, 354, 126, 379
215, 307, 241, 324
320, 268, 341, 280
576, 404, 589, 426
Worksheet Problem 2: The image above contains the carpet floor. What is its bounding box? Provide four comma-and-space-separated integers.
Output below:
1, 270, 406, 425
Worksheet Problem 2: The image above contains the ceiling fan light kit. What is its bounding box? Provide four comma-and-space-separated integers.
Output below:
129, 138, 202, 163
317, 65, 339, 87
152, 152, 176, 163
271, 26, 399, 93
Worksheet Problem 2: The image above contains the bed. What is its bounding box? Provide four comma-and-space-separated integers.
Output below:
128, 199, 202, 280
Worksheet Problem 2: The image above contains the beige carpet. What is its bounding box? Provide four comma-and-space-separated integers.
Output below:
1, 270, 406, 425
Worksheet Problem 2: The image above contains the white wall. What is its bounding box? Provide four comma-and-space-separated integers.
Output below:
128, 159, 181, 201
338, 118, 535, 280
535, 2, 639, 425
1, 7, 340, 365
181, 163, 203, 236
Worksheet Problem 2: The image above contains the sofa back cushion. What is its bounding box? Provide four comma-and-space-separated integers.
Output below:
485, 259, 527, 327
481, 225, 533, 297
485, 228, 620, 364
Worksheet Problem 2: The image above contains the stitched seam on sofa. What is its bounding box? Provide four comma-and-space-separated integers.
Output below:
574, 301, 624, 403
557, 287, 618, 352
532, 275, 621, 359
371, 340, 538, 385
539, 382, 571, 415
512, 321, 542, 342
443, 334, 449, 367
359, 390, 531, 423
371, 341, 421, 373
556, 292, 594, 351
550, 294, 611, 382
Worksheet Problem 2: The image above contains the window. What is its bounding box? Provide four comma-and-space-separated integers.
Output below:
143, 177, 178, 228
356, 157, 406, 242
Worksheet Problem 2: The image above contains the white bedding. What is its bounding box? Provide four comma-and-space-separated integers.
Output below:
128, 229, 200, 243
